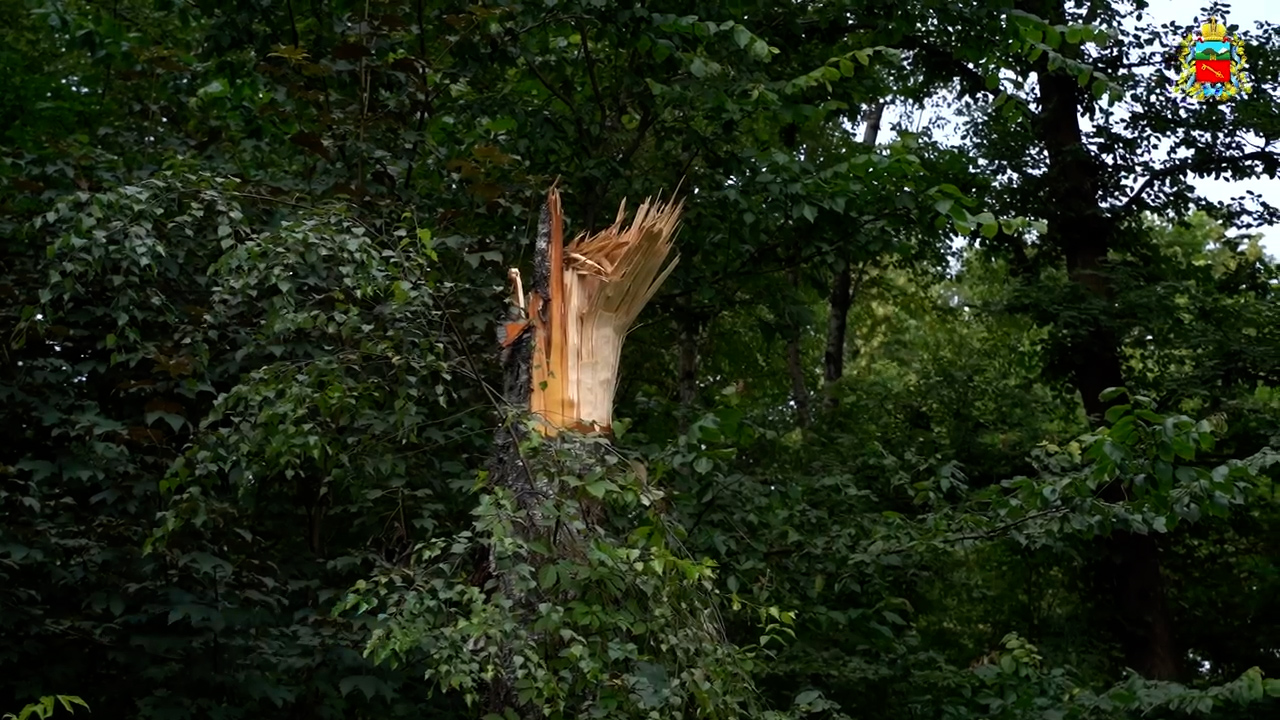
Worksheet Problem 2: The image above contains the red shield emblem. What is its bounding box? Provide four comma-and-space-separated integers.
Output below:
1196, 59, 1231, 83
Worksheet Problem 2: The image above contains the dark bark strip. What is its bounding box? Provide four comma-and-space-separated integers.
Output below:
1023, 0, 1180, 681
484, 201, 550, 716
786, 268, 811, 427
492, 200, 549, 519
860, 103, 885, 148
823, 103, 884, 399
823, 259, 867, 389
677, 313, 700, 430
823, 265, 852, 387
787, 337, 810, 427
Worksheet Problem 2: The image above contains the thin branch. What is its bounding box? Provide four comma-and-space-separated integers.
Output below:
514, 13, 594, 37
578, 22, 608, 128
1120, 150, 1280, 212
896, 35, 1036, 116
618, 104, 656, 165
286, 0, 300, 47
945, 507, 1070, 544
520, 51, 590, 148
519, 52, 577, 111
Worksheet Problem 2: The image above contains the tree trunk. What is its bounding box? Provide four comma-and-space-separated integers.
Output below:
1025, 0, 1181, 681
860, 102, 885, 148
823, 260, 868, 389
823, 264, 852, 387
823, 104, 883, 402
787, 335, 810, 427
488, 187, 683, 713
786, 268, 811, 427
677, 311, 700, 430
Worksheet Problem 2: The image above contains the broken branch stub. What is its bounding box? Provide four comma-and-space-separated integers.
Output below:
504, 188, 681, 436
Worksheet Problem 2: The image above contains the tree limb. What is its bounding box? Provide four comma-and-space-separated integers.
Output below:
1120, 150, 1280, 213
578, 22, 608, 129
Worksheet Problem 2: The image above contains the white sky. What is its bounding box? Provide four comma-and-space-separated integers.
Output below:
877, 0, 1280, 253
1141, 0, 1279, 250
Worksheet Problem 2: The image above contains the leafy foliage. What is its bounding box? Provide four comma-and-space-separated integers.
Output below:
6, 0, 1280, 718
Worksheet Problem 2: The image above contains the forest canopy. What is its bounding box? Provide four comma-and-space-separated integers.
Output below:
4, 0, 1280, 718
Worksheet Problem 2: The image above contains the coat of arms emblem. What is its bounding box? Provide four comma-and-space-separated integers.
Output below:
1174, 17, 1252, 101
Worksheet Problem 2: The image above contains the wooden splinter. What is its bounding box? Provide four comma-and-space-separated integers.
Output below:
502, 188, 682, 436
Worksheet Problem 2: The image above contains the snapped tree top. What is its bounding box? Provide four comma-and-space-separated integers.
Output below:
504, 188, 682, 436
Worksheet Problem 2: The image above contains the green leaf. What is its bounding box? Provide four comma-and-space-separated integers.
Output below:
1109, 689, 1138, 707
197, 79, 228, 98
1170, 435, 1195, 461
1136, 409, 1164, 423
1045, 25, 1062, 48
538, 563, 558, 590
1104, 404, 1130, 424
1174, 465, 1197, 484
145, 411, 187, 433
749, 38, 772, 61
1098, 387, 1127, 402
338, 675, 381, 700
1109, 415, 1136, 443
585, 478, 613, 497
795, 689, 822, 706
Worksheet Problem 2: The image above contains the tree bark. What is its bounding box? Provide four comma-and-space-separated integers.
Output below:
677, 312, 700, 430
860, 102, 885, 148
823, 264, 852, 387
787, 335, 810, 427
485, 201, 547, 717
1025, 0, 1181, 681
823, 260, 868, 390
823, 104, 883, 402
487, 189, 683, 713
778, 267, 808, 427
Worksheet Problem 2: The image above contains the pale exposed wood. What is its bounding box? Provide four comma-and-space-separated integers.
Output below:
523, 189, 681, 436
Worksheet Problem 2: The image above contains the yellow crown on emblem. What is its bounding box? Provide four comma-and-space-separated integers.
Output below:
1201, 17, 1227, 42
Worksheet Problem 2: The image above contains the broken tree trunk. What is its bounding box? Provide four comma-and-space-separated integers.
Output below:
506, 188, 682, 437
488, 186, 682, 713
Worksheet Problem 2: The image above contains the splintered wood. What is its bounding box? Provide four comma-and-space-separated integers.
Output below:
505, 188, 681, 436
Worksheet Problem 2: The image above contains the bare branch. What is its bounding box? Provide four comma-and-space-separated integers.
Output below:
1120, 150, 1280, 212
